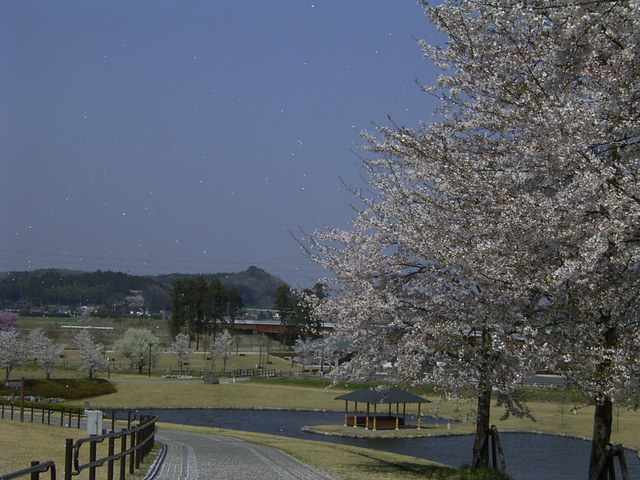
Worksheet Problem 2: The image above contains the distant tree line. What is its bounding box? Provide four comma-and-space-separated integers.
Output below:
0, 269, 170, 313
0, 267, 285, 314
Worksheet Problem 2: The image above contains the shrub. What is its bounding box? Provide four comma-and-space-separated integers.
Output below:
0, 378, 116, 399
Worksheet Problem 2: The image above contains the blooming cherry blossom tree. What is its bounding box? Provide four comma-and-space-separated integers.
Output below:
74, 330, 109, 379
211, 329, 234, 371
0, 311, 19, 332
114, 328, 161, 374
311, 0, 639, 474
27, 328, 64, 379
0, 330, 25, 383
170, 333, 194, 372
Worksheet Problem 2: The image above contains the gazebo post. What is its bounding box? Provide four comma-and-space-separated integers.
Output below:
373, 404, 377, 430
403, 403, 406, 424
417, 403, 422, 429
366, 403, 370, 430
353, 401, 358, 428
344, 400, 348, 426
395, 403, 400, 430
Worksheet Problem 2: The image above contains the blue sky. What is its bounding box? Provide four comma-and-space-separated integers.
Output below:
1, 1, 442, 287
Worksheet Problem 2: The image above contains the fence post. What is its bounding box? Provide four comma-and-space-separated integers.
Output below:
128, 431, 135, 475
108, 436, 115, 480
89, 441, 97, 480
29, 460, 39, 480
119, 434, 127, 480
135, 429, 142, 470
64, 438, 74, 480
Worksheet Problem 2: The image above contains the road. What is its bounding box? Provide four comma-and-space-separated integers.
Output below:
149, 429, 338, 480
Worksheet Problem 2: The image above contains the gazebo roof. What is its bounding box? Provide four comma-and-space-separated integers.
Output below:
335, 386, 431, 404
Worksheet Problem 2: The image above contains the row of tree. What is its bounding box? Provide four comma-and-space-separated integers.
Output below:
0, 311, 236, 380
170, 277, 242, 348
307, 1, 639, 478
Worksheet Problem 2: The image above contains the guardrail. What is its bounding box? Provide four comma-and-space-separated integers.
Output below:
63, 415, 158, 480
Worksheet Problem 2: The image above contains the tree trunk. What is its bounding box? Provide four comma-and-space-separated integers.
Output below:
589, 396, 612, 480
472, 385, 492, 471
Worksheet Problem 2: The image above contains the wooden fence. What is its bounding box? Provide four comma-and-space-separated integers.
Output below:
0, 400, 84, 429
64, 415, 157, 480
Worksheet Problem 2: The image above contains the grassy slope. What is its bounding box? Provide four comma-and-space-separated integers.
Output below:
0, 421, 121, 480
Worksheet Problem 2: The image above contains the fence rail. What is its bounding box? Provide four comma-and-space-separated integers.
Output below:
0, 460, 56, 480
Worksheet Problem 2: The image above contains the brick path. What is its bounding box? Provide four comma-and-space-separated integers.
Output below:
148, 430, 338, 480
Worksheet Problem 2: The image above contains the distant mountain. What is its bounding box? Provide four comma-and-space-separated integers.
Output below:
153, 266, 287, 309
0, 266, 287, 314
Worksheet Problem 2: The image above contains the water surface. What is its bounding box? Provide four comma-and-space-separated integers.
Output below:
128, 408, 639, 480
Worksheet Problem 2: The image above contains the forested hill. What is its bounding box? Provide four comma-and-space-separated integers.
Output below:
0, 266, 286, 314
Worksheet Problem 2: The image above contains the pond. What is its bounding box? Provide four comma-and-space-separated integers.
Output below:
127, 408, 640, 480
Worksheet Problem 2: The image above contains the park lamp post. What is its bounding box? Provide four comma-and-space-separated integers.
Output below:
148, 342, 153, 377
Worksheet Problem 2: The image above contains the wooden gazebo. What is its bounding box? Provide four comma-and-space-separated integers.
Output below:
336, 386, 431, 430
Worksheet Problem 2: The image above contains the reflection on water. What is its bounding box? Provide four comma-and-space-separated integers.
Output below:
129, 408, 639, 480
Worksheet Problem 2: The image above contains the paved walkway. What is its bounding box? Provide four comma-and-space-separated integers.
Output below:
148, 430, 338, 480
